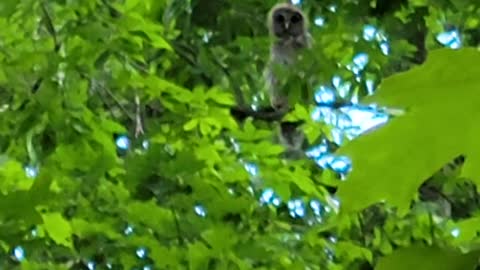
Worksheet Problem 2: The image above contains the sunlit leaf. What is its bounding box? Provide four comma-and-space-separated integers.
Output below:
41, 213, 73, 248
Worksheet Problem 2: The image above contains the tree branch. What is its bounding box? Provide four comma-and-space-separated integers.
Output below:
230, 105, 288, 122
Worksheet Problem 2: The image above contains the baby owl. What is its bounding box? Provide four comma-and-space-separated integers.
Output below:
266, 3, 312, 158
266, 2, 311, 111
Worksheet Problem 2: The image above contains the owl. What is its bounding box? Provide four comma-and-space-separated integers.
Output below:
265, 3, 312, 159
266, 2, 311, 111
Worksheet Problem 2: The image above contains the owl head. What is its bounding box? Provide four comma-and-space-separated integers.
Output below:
268, 3, 307, 39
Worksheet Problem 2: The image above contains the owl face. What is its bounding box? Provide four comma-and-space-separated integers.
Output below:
271, 6, 305, 39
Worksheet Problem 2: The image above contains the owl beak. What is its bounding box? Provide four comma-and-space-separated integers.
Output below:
284, 22, 290, 30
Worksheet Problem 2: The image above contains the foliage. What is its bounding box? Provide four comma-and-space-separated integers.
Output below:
337, 48, 480, 215
0, 0, 479, 269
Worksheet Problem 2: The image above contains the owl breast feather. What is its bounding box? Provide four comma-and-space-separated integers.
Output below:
272, 36, 308, 65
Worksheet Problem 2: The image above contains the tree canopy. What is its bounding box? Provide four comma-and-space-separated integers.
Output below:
1, 0, 480, 269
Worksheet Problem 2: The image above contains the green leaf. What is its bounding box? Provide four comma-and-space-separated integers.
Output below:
0, 191, 42, 224
375, 245, 479, 270
188, 242, 211, 270
41, 213, 73, 248
124, 0, 141, 11
0, 159, 33, 191
363, 48, 480, 109
201, 226, 237, 251
449, 217, 480, 245
126, 236, 179, 267
337, 48, 480, 215
183, 118, 199, 131
100, 118, 127, 133
336, 241, 373, 263
206, 87, 235, 106
71, 219, 123, 240
461, 125, 480, 183
230, 118, 272, 141
150, 34, 173, 50
124, 201, 175, 235
304, 122, 322, 144
199, 120, 212, 135
0, 68, 7, 84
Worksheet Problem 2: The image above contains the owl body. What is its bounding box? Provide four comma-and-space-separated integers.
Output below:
271, 35, 309, 65
277, 121, 307, 159
265, 3, 311, 158
266, 3, 311, 110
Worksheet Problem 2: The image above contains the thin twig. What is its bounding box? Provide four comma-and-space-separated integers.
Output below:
134, 94, 144, 137
170, 206, 184, 245
84, 74, 136, 121
99, 85, 136, 121
31, 3, 60, 94
40, 2, 60, 52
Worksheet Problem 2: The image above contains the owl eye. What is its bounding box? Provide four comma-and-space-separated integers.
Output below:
274, 14, 285, 23
290, 13, 302, 23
